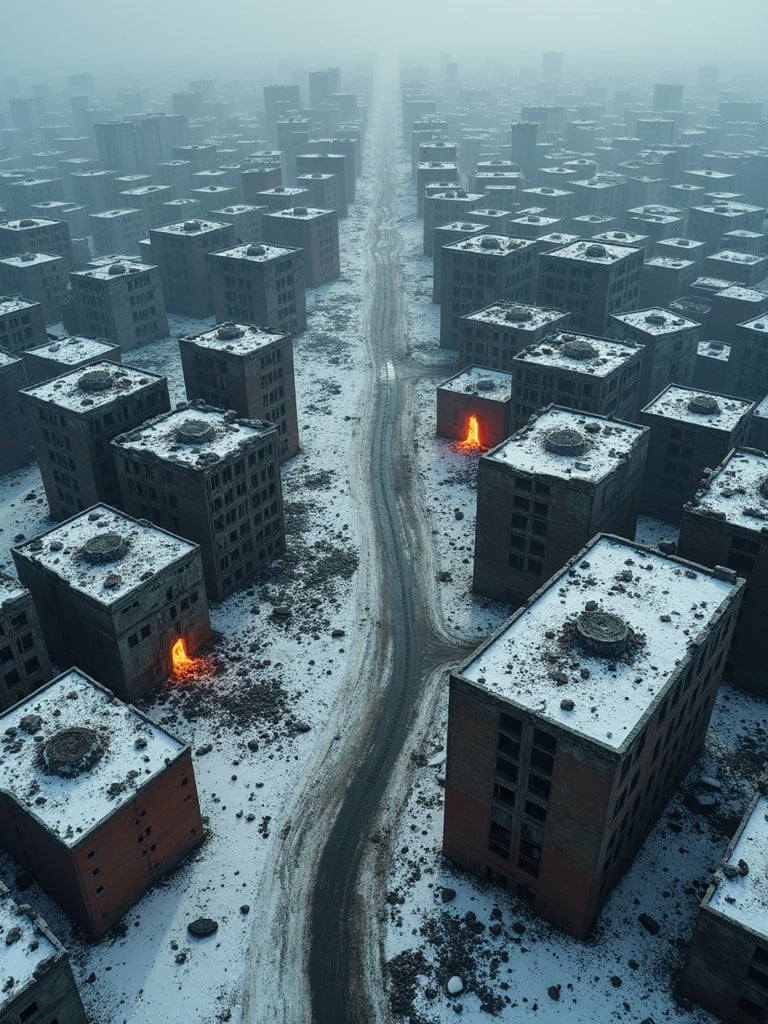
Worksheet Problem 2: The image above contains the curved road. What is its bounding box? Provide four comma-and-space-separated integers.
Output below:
307, 89, 467, 1022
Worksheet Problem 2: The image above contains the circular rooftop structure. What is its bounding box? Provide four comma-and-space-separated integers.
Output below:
247, 244, 266, 257
645, 312, 667, 326
176, 418, 215, 445
575, 609, 628, 658
585, 243, 606, 258
480, 236, 501, 250
82, 532, 128, 565
543, 427, 587, 456
216, 323, 244, 341
476, 378, 496, 392
183, 220, 201, 232
108, 262, 126, 275
758, 476, 768, 501
504, 308, 531, 323
562, 338, 597, 360
43, 727, 103, 778
688, 394, 721, 415
78, 368, 113, 392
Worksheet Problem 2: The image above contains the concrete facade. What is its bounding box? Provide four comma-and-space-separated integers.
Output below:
0, 297, 48, 355
69, 259, 168, 349
149, 219, 236, 318
0, 252, 68, 323
0, 573, 51, 713
262, 207, 340, 287
610, 307, 701, 408
208, 242, 306, 336
0, 351, 33, 474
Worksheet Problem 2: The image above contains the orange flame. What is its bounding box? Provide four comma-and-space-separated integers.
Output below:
456, 414, 487, 453
172, 638, 194, 673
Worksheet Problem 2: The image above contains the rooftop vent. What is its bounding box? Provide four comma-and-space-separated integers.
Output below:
504, 308, 532, 323
476, 378, 496, 392
216, 323, 244, 341
645, 313, 667, 326
176, 418, 215, 445
543, 426, 587, 456
246, 244, 266, 257
18, 219, 35, 227
714, 204, 729, 212
108, 262, 126, 275
20, 252, 36, 262
613, 231, 627, 239
293, 206, 308, 216
480, 237, 500, 250
183, 220, 201, 232
755, 322, 765, 330
585, 243, 606, 258
575, 609, 628, 658
43, 727, 103, 778
82, 532, 127, 564
562, 338, 598, 360
688, 394, 721, 415
78, 368, 113, 392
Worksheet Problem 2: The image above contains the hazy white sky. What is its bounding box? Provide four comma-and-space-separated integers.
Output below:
2, 0, 767, 81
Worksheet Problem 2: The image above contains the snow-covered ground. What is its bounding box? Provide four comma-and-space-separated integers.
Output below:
374, 139, 768, 1024
0, 126, 377, 1023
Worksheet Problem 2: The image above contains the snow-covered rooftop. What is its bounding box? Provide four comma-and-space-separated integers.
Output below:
22, 361, 164, 414
515, 331, 640, 377
709, 250, 765, 267
114, 404, 275, 469
0, 251, 61, 267
182, 322, 286, 356
152, 219, 230, 237
486, 406, 646, 485
462, 301, 567, 332
697, 340, 730, 361
740, 315, 768, 333
266, 207, 330, 221
509, 214, 560, 228
210, 241, 299, 264
259, 187, 310, 197
716, 285, 768, 302
645, 256, 695, 270
72, 260, 149, 282
436, 221, 488, 233
459, 534, 738, 751
0, 883, 61, 1006
25, 335, 118, 366
693, 449, 768, 533
612, 307, 700, 335
445, 234, 535, 257
544, 239, 641, 265
0, 296, 39, 315
0, 350, 20, 368
89, 208, 141, 220
692, 202, 764, 218
14, 504, 196, 605
706, 792, 768, 936
0, 217, 59, 231
642, 384, 753, 431
0, 669, 186, 848
121, 185, 171, 196
438, 366, 512, 402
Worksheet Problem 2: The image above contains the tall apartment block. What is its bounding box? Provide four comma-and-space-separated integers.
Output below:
0, 217, 73, 264
680, 788, 768, 1023
0, 296, 48, 354
0, 668, 203, 937
705, 250, 768, 288
445, 534, 742, 937
510, 332, 642, 429
423, 190, 483, 256
432, 222, 489, 303
0, 251, 68, 323
211, 204, 266, 245
69, 259, 168, 349
440, 235, 538, 349
537, 241, 643, 336
694, 340, 731, 392
295, 155, 349, 217
0, 882, 87, 1023
208, 242, 306, 335
679, 447, 768, 692
0, 571, 51, 712
113, 404, 285, 601
120, 184, 175, 229
23, 334, 121, 385
89, 208, 145, 257
638, 385, 753, 522
0, 350, 32, 473
729, 317, 768, 401
688, 203, 765, 253
610, 307, 702, 408
640, 256, 697, 309
70, 170, 120, 213
179, 322, 299, 461
149, 218, 235, 318
296, 172, 340, 215
473, 406, 649, 605
458, 302, 570, 372
710, 287, 768, 344
262, 206, 340, 286
21, 361, 170, 520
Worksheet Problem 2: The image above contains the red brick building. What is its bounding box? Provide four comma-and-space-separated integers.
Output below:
149, 219, 236, 318
610, 307, 702, 408
208, 242, 306, 336
436, 367, 512, 448
445, 534, 743, 937
0, 571, 51, 713
23, 335, 121, 386
0, 668, 203, 938
0, 296, 48, 355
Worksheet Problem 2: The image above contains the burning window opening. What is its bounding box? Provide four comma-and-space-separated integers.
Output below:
455, 414, 488, 453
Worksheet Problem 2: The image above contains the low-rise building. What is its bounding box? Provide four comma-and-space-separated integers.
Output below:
0, 218, 73, 265
511, 331, 642, 429
21, 361, 170, 521
69, 259, 168, 349
0, 668, 204, 937
113, 404, 285, 601
208, 242, 306, 335
436, 367, 512, 449
89, 208, 145, 257
638, 385, 753, 521
179, 322, 299, 461
262, 206, 340, 286
446, 534, 742, 936
473, 406, 649, 605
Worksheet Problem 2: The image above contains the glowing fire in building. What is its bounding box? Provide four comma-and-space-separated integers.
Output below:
172, 637, 194, 674
456, 414, 487, 453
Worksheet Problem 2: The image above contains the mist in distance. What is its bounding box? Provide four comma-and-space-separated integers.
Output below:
2, 0, 768, 83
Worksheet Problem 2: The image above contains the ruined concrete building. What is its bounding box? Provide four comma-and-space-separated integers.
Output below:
208, 241, 306, 336
473, 407, 649, 606
0, 295, 48, 355
679, 447, 768, 693
0, 668, 203, 937
261, 206, 340, 287
21, 361, 170, 521
610, 307, 701, 409
69, 259, 168, 349
149, 218, 235, 318
0, 252, 68, 324
458, 302, 570, 372
112, 404, 285, 601
432, 221, 489, 304
23, 334, 121, 386
179, 322, 299, 462
436, 367, 512, 450
445, 534, 743, 937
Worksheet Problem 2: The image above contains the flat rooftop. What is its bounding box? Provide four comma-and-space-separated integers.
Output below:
645, 256, 695, 270
25, 335, 118, 365
697, 340, 730, 361
210, 241, 299, 264
693, 448, 768, 534
642, 384, 753, 430
544, 239, 641, 265
613, 307, 700, 335
463, 301, 568, 332
709, 250, 766, 267
0, 669, 186, 848
706, 792, 768, 936
114, 404, 275, 468
0, 350, 21, 368
0, 296, 40, 315
13, 504, 197, 606
0, 571, 26, 612
22, 361, 164, 413
438, 366, 512, 401
459, 534, 737, 751
486, 405, 646, 485
0, 217, 60, 231
72, 260, 153, 283
716, 285, 768, 302
89, 208, 141, 220
0, 883, 60, 1005
437, 221, 488, 233
151, 218, 229, 237
445, 234, 536, 257
0, 251, 62, 267
182, 321, 287, 356
515, 331, 640, 377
